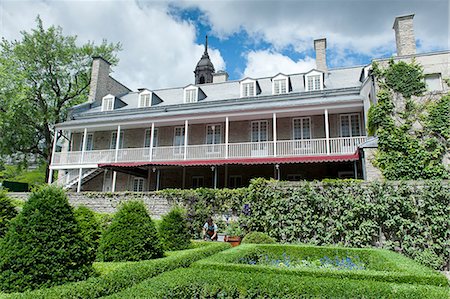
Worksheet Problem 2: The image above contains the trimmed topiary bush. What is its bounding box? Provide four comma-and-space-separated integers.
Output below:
0, 186, 93, 293
242, 232, 276, 244
97, 201, 163, 262
0, 190, 17, 238
159, 207, 191, 251
74, 205, 102, 259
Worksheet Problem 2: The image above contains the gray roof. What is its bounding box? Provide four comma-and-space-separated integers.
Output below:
72, 66, 364, 120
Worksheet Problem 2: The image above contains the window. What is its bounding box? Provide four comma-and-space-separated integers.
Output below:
80, 133, 94, 151
185, 88, 198, 103
173, 127, 185, 155
251, 120, 268, 143
293, 118, 311, 140
241, 81, 256, 97
286, 174, 303, 181
424, 73, 443, 91
192, 176, 204, 188
133, 178, 144, 192
206, 124, 222, 153
273, 78, 287, 95
144, 128, 158, 148
139, 93, 151, 107
306, 75, 322, 91
102, 96, 114, 111
340, 114, 361, 137
228, 175, 242, 189
110, 132, 124, 149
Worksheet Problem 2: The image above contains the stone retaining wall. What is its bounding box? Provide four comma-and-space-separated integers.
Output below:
8, 192, 175, 219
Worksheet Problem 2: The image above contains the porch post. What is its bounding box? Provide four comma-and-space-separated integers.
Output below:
77, 167, 83, 193
77, 128, 88, 193
48, 128, 59, 184
273, 113, 277, 157
184, 120, 188, 160
212, 166, 217, 189
353, 161, 358, 179
112, 125, 121, 193
324, 109, 330, 155
225, 116, 229, 159
156, 169, 161, 191
149, 122, 155, 161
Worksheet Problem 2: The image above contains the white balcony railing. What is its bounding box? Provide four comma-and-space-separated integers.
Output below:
52, 136, 367, 166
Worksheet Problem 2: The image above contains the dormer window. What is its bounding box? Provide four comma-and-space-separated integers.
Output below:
272, 74, 289, 95
240, 79, 256, 97
101, 95, 114, 111
184, 86, 198, 103
139, 91, 151, 107
305, 71, 324, 91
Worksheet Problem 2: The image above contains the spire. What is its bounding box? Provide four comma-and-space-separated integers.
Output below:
194, 35, 215, 84
204, 35, 208, 55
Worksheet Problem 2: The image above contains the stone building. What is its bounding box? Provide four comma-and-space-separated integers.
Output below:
49, 14, 449, 192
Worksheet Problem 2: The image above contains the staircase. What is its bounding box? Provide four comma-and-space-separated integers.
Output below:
53, 168, 104, 190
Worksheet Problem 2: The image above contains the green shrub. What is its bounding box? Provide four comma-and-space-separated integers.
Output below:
0, 186, 93, 293
94, 211, 114, 233
241, 232, 275, 244
74, 206, 102, 259
97, 201, 163, 262
104, 268, 449, 299
159, 207, 191, 251
3, 242, 230, 299
0, 191, 17, 238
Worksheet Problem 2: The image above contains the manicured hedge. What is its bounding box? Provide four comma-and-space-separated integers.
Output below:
103, 268, 450, 299
193, 244, 449, 287
0, 242, 230, 299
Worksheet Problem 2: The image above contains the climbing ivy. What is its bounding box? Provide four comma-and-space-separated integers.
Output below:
367, 59, 449, 180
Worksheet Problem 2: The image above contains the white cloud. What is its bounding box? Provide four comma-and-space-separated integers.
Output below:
243, 50, 316, 78
0, 0, 225, 90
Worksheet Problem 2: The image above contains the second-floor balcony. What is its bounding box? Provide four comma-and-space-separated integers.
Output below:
52, 136, 367, 166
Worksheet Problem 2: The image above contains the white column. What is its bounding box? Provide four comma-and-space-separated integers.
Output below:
156, 169, 161, 191
325, 109, 330, 155
183, 120, 188, 160
48, 128, 59, 184
149, 122, 155, 161
77, 128, 88, 193
114, 125, 121, 162
111, 171, 117, 192
225, 117, 229, 159
273, 113, 277, 157
77, 167, 83, 193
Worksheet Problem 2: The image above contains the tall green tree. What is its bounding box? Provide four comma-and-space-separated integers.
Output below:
0, 16, 121, 181
368, 59, 449, 179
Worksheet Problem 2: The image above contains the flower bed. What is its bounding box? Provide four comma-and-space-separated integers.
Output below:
192, 244, 448, 287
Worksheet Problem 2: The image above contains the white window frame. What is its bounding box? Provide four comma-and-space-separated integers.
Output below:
101, 95, 115, 111
80, 133, 94, 151
144, 128, 159, 148
305, 71, 324, 91
272, 74, 289, 95
292, 117, 312, 151
110, 132, 124, 149
339, 114, 362, 137
424, 73, 443, 91
132, 177, 145, 192
251, 120, 269, 155
173, 126, 185, 155
240, 79, 257, 97
206, 124, 222, 153
138, 90, 152, 108
184, 86, 198, 103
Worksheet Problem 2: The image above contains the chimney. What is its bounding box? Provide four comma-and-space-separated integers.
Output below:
212, 70, 229, 83
393, 14, 416, 56
88, 56, 112, 102
314, 38, 327, 73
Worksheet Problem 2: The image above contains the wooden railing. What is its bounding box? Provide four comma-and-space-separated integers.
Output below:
52, 136, 367, 166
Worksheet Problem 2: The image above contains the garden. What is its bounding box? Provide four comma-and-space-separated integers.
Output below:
0, 181, 449, 298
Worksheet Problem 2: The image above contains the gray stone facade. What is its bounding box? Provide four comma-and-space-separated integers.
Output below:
393, 14, 416, 56
314, 38, 327, 73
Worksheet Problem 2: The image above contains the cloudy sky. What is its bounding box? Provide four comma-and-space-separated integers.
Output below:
1, 0, 448, 91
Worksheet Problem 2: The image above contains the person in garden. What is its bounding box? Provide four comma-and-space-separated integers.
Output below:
202, 217, 218, 241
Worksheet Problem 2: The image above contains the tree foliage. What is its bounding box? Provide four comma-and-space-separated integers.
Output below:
0, 191, 17, 238
0, 16, 121, 180
74, 205, 102, 259
0, 186, 93, 293
97, 201, 163, 262
367, 59, 449, 179
159, 207, 191, 251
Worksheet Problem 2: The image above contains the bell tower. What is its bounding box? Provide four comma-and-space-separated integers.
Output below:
194, 36, 215, 84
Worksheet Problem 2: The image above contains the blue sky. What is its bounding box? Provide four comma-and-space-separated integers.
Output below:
1, 0, 449, 89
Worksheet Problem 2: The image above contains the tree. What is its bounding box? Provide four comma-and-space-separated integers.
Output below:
368, 59, 449, 179
159, 207, 191, 251
0, 16, 121, 181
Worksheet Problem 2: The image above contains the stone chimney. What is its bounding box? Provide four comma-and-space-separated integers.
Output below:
212, 71, 229, 83
88, 56, 111, 102
314, 38, 327, 73
393, 14, 416, 56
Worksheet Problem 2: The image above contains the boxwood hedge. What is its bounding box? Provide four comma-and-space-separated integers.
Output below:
193, 244, 448, 287
103, 268, 449, 299
0, 242, 230, 299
